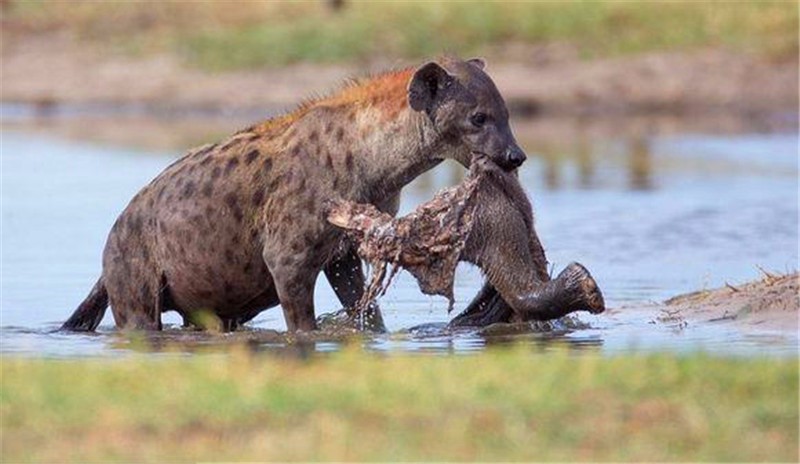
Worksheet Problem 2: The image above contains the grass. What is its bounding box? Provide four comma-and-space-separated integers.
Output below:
6, 1, 797, 70
1, 347, 797, 462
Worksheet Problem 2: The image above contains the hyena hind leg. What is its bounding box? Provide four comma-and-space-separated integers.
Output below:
107, 273, 164, 331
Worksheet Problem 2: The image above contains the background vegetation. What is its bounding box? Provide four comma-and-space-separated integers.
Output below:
2, 347, 797, 462
7, 1, 797, 69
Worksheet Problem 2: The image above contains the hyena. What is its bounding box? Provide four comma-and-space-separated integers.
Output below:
62, 57, 528, 333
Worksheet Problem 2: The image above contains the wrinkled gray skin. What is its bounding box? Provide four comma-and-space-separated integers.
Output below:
452, 157, 605, 326
62, 57, 529, 333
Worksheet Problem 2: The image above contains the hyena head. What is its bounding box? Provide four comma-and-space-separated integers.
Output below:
407, 57, 526, 171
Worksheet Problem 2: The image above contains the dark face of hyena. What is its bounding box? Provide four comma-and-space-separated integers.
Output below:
408, 58, 526, 171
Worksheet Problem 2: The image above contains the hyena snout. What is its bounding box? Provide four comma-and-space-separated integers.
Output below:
502, 144, 527, 170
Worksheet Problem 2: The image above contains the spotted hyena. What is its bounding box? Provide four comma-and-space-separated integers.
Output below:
62, 57, 528, 332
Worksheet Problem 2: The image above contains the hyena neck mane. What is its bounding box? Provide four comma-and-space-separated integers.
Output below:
238, 67, 457, 200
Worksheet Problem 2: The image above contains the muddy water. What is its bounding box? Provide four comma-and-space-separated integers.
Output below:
1, 111, 797, 357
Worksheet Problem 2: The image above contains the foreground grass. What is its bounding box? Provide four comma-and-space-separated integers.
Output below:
1, 348, 797, 462
8, 1, 797, 69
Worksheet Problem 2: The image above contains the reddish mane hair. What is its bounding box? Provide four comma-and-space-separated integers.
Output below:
246, 67, 415, 136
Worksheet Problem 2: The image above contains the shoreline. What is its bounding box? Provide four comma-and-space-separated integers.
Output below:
656, 272, 798, 333
2, 33, 797, 117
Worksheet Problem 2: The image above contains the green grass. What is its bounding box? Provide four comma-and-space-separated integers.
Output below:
7, 1, 797, 70
2, 347, 797, 462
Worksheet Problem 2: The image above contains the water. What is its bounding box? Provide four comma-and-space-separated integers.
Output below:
1, 113, 797, 357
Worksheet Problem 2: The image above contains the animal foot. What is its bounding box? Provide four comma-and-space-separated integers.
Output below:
316, 305, 387, 334
559, 262, 605, 314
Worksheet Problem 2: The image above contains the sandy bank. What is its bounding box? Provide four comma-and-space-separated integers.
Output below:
2, 32, 797, 116
659, 272, 798, 333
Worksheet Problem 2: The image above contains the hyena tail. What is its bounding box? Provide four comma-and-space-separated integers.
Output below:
61, 277, 108, 332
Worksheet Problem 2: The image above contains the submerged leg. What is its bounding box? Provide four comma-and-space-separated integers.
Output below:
450, 282, 513, 327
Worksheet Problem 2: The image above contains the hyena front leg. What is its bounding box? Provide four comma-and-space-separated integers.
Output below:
324, 240, 365, 310
326, 192, 399, 331
323, 241, 386, 332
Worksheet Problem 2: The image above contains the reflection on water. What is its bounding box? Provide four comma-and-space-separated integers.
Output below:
539, 135, 655, 191
628, 137, 654, 190
1, 111, 797, 357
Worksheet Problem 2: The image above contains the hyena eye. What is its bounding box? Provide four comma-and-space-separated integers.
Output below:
470, 112, 487, 128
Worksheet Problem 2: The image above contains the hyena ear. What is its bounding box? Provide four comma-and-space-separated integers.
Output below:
408, 62, 454, 113
467, 58, 486, 70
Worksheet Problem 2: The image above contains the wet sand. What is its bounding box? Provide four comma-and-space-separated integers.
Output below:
658, 272, 798, 333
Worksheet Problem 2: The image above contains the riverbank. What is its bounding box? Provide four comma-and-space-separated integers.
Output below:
659, 271, 798, 332
3, 31, 796, 117
2, 0, 798, 117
